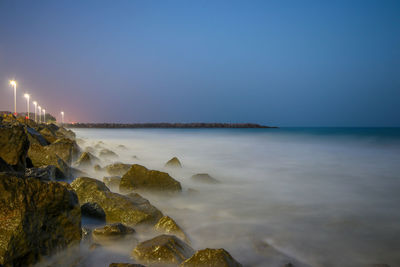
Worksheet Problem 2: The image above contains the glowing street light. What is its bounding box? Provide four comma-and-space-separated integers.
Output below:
33, 101, 37, 122
61, 111, 64, 124
43, 109, 46, 123
9, 80, 17, 115
38, 106, 42, 123
24, 94, 30, 119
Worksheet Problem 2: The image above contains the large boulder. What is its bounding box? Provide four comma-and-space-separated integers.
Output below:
154, 216, 188, 242
191, 173, 219, 184
71, 177, 163, 225
25, 126, 48, 146
39, 127, 58, 144
28, 144, 71, 178
0, 174, 81, 266
105, 163, 132, 176
132, 235, 194, 266
180, 248, 243, 267
120, 164, 182, 193
165, 157, 182, 168
48, 138, 80, 164
57, 126, 76, 140
0, 123, 30, 171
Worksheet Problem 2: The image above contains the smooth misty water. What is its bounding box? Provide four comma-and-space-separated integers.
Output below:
71, 128, 400, 267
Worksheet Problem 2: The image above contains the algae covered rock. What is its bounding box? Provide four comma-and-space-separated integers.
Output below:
105, 163, 132, 176
180, 248, 243, 267
81, 202, 106, 220
165, 157, 182, 168
75, 151, 99, 168
48, 138, 80, 164
155, 216, 188, 242
0, 123, 30, 171
132, 235, 194, 266
0, 174, 81, 266
92, 223, 135, 243
71, 177, 163, 225
25, 126, 48, 146
191, 173, 219, 184
120, 164, 182, 193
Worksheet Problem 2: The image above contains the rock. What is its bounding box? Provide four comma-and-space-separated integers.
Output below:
132, 235, 194, 266
75, 151, 99, 168
0, 123, 30, 171
105, 163, 132, 176
71, 177, 163, 225
92, 223, 135, 241
81, 202, 106, 220
25, 165, 65, 181
0, 157, 14, 173
191, 173, 219, 184
109, 263, 145, 267
57, 126, 76, 140
103, 176, 121, 190
180, 248, 243, 267
94, 164, 104, 172
48, 138, 80, 164
120, 164, 182, 193
154, 216, 188, 242
117, 144, 127, 150
84, 146, 95, 154
39, 127, 58, 144
81, 227, 92, 243
89, 242, 102, 251
99, 148, 118, 158
165, 157, 182, 168
25, 126, 48, 146
0, 174, 81, 266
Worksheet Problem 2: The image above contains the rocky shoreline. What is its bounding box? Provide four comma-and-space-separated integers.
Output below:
65, 123, 277, 129
0, 114, 245, 267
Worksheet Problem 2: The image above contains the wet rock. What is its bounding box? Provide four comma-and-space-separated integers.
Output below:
103, 176, 121, 190
180, 248, 243, 267
25, 126, 48, 146
39, 127, 58, 144
165, 157, 182, 168
57, 126, 76, 140
109, 263, 146, 267
71, 177, 163, 225
25, 165, 65, 181
99, 148, 118, 158
154, 216, 188, 242
191, 173, 219, 184
81, 202, 106, 220
0, 174, 81, 266
105, 163, 132, 176
120, 164, 182, 193
0, 123, 30, 171
75, 151, 99, 168
48, 138, 80, 165
132, 235, 194, 266
93, 223, 135, 239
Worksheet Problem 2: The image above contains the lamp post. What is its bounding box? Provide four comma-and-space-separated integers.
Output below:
38, 106, 41, 123
24, 94, 30, 119
61, 111, 64, 125
43, 109, 46, 123
33, 101, 37, 122
9, 80, 17, 115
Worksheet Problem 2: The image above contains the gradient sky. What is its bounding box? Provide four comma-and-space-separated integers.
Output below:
0, 0, 399, 126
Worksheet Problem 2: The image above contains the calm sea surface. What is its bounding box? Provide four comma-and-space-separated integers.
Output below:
70, 127, 400, 267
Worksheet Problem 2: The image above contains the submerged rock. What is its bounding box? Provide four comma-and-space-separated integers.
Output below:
99, 148, 118, 158
165, 157, 182, 168
81, 202, 106, 220
75, 151, 99, 168
132, 235, 194, 266
103, 176, 121, 190
0, 123, 30, 171
191, 173, 219, 184
120, 164, 182, 193
94, 164, 104, 172
0, 174, 81, 266
154, 215, 188, 242
105, 163, 132, 176
180, 248, 243, 267
71, 177, 163, 225
92, 223, 135, 241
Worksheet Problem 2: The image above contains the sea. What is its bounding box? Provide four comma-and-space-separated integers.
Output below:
54, 127, 400, 267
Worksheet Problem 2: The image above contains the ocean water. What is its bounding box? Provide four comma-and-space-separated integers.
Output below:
68, 128, 400, 267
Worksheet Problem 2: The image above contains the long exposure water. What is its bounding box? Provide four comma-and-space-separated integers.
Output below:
58, 128, 400, 267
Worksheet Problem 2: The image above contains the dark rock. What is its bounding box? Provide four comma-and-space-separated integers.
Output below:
191, 173, 219, 184
0, 157, 14, 173
154, 216, 188, 242
25, 165, 65, 181
99, 148, 118, 158
25, 126, 48, 146
165, 157, 182, 168
0, 174, 81, 266
105, 163, 132, 176
120, 164, 182, 193
103, 176, 121, 190
81, 202, 106, 220
71, 177, 163, 226
180, 248, 243, 267
0, 123, 30, 171
75, 151, 99, 168
132, 235, 194, 266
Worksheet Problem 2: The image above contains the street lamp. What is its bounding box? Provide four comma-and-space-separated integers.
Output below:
43, 109, 46, 123
33, 101, 37, 122
61, 111, 64, 124
38, 106, 41, 123
24, 94, 30, 119
9, 80, 17, 115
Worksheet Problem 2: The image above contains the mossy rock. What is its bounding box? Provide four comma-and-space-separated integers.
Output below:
105, 163, 132, 176
180, 248, 243, 267
154, 216, 189, 243
75, 151, 99, 168
165, 157, 182, 168
0, 123, 30, 171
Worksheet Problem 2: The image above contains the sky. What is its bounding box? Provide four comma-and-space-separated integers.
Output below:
0, 0, 399, 126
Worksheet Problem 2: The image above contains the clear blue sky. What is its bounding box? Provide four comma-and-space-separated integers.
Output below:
0, 0, 399, 126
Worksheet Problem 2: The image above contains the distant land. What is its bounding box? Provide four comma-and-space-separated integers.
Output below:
65, 123, 277, 129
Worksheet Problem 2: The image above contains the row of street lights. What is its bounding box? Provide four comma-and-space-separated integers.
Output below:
9, 80, 65, 124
